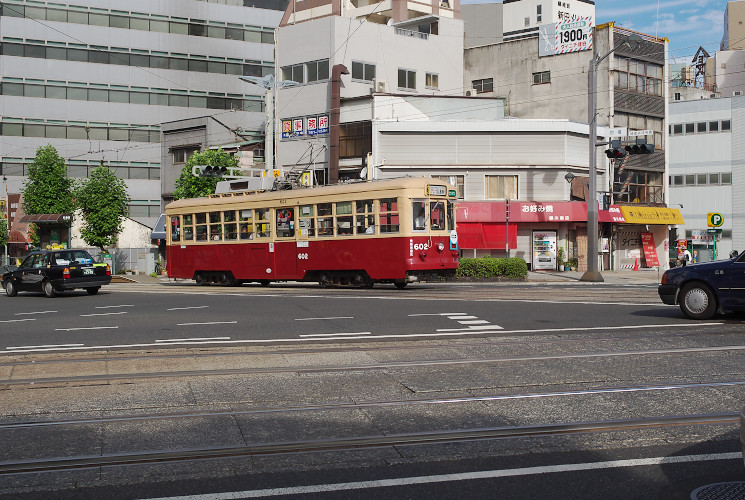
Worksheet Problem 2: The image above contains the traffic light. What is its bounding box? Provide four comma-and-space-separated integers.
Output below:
605, 140, 626, 159
624, 139, 655, 155
192, 165, 227, 177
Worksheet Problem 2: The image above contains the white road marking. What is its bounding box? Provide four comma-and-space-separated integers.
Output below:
55, 326, 119, 332
140, 452, 743, 499
166, 305, 210, 311
299, 332, 372, 338
0, 318, 36, 323
409, 313, 467, 316
94, 305, 134, 309
457, 320, 490, 325
438, 324, 504, 331
295, 316, 353, 321
80, 312, 128, 317
452, 315, 479, 320
1, 323, 725, 354
156, 337, 230, 342
6, 343, 84, 350
176, 321, 237, 326
14, 311, 57, 316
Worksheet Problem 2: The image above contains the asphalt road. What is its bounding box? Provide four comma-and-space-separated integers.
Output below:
0, 280, 743, 499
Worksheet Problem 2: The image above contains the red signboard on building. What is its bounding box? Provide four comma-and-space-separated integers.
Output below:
640, 232, 660, 267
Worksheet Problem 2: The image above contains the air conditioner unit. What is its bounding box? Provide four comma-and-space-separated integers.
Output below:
734, 90, 743, 96
465, 88, 478, 97
373, 79, 388, 93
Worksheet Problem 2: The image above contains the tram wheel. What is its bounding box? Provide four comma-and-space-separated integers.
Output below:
259, 280, 270, 287
195, 273, 205, 285
394, 281, 407, 289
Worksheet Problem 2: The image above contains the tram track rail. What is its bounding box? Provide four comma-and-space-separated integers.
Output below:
2, 342, 745, 386
0, 413, 738, 475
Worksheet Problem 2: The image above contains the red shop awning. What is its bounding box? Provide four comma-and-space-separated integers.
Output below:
458, 222, 517, 250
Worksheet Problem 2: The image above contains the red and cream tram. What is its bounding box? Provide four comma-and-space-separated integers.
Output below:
165, 177, 459, 288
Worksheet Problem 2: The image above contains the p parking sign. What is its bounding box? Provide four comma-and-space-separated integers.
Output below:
708, 212, 724, 228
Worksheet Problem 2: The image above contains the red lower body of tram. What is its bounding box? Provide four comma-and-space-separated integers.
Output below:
167, 236, 458, 287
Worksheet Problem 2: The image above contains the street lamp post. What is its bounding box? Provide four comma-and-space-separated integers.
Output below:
583, 32, 642, 282
239, 75, 298, 175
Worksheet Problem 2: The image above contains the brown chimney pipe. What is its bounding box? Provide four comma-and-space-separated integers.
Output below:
329, 64, 348, 185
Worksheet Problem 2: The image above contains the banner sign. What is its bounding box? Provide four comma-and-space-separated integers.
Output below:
539, 17, 593, 56
282, 115, 329, 138
640, 232, 660, 267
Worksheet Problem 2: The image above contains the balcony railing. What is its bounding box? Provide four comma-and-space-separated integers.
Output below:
394, 28, 428, 40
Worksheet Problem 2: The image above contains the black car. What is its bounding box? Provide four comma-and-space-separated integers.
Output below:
658, 251, 745, 319
2, 249, 111, 298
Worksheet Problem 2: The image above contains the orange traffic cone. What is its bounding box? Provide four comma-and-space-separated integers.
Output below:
633, 258, 639, 271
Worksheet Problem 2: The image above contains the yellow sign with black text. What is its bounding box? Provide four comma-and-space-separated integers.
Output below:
619, 206, 685, 225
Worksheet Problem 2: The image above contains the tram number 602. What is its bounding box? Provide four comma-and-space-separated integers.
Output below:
413, 243, 430, 251
297, 253, 309, 260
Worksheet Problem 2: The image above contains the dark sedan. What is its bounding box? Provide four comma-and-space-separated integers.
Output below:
2, 249, 111, 298
658, 251, 745, 319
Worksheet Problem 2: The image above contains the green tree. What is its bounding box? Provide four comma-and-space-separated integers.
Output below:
0, 218, 8, 249
75, 164, 130, 251
173, 149, 238, 200
22, 145, 75, 215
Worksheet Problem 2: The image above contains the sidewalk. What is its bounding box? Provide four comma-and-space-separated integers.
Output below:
115, 269, 663, 286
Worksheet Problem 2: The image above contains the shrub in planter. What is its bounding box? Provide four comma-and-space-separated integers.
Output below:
456, 256, 527, 279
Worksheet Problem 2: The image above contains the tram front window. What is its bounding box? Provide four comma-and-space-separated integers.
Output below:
430, 201, 445, 230
413, 201, 426, 231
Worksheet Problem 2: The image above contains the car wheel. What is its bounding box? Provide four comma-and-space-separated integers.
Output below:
42, 280, 57, 298
85, 287, 100, 295
679, 282, 717, 320
5, 281, 18, 297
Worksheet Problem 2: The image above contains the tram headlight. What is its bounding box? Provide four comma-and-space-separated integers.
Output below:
437, 242, 445, 252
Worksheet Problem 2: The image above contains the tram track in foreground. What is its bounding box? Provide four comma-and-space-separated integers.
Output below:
3, 341, 745, 386
0, 413, 738, 475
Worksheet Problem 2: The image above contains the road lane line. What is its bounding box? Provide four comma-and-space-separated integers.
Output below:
299, 332, 372, 337
55, 326, 119, 332
457, 320, 490, 325
6, 343, 84, 350
0, 319, 36, 323
452, 315, 479, 320
80, 312, 128, 317
156, 337, 231, 342
409, 313, 467, 316
14, 311, 57, 316
166, 306, 210, 311
177, 321, 237, 326
438, 324, 504, 331
295, 317, 353, 321
141, 452, 743, 499
94, 305, 134, 309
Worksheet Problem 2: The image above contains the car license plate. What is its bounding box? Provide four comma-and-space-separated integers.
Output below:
83, 268, 94, 275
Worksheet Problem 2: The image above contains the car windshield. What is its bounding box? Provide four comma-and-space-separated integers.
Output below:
54, 251, 94, 265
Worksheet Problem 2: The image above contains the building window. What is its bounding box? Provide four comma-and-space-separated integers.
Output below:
432, 175, 464, 199
485, 175, 518, 199
696, 173, 707, 185
536, 4, 542, 23
708, 173, 720, 184
674, 92, 681, 101
672, 124, 683, 134
351, 61, 376, 82
721, 172, 732, 184
339, 121, 372, 159
697, 122, 707, 132
709, 121, 719, 132
613, 57, 663, 96
305, 59, 329, 83
722, 120, 731, 131
472, 78, 493, 93
532, 71, 550, 84
672, 175, 684, 186
172, 147, 199, 164
685, 123, 695, 133
685, 174, 695, 186
425, 72, 439, 89
398, 68, 416, 90
614, 171, 663, 204
282, 64, 304, 84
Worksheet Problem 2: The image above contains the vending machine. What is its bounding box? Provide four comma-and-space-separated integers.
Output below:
532, 231, 557, 270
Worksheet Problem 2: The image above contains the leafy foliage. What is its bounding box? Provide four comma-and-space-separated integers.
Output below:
28, 222, 40, 248
456, 256, 527, 279
75, 164, 130, 251
0, 218, 8, 248
173, 149, 238, 200
22, 145, 75, 216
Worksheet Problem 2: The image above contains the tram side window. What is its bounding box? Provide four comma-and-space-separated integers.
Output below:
239, 209, 253, 239
317, 203, 333, 236
276, 208, 295, 238
183, 214, 194, 241
379, 198, 399, 233
209, 211, 222, 241
336, 201, 353, 236
430, 201, 445, 230
412, 201, 426, 231
195, 213, 208, 241
356, 199, 375, 234
255, 208, 271, 238
170, 216, 181, 241
447, 201, 455, 231
299, 204, 315, 237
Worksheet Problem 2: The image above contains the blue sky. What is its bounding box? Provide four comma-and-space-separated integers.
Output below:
596, 0, 730, 62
